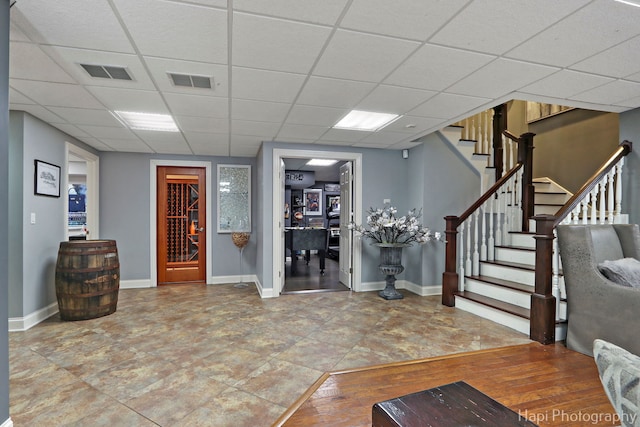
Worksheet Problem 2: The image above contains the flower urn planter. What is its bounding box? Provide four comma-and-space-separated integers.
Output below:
376, 243, 408, 300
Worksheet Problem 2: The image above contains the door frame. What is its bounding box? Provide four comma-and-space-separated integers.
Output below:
272, 148, 362, 297
150, 159, 212, 287
64, 142, 99, 240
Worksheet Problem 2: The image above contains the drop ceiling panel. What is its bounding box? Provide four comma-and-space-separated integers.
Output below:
87, 87, 169, 113
382, 116, 444, 134
43, 46, 156, 90
10, 104, 66, 123
47, 107, 123, 127
318, 128, 367, 143
297, 76, 375, 109
569, 80, 640, 105
183, 132, 229, 149
357, 130, 409, 146
98, 138, 154, 153
10, 42, 75, 84
232, 99, 292, 123
9, 21, 30, 42
10, 80, 103, 109
163, 93, 228, 118
134, 130, 192, 154
384, 44, 495, 91
11, 0, 134, 53
447, 58, 558, 99
430, 0, 590, 55
286, 105, 346, 127
234, 0, 348, 25
113, 0, 228, 63
9, 88, 35, 105
278, 124, 328, 140
314, 30, 420, 82
409, 93, 491, 119
50, 124, 91, 139
175, 116, 229, 133
506, 0, 640, 67
356, 85, 437, 114
77, 125, 137, 140
233, 13, 332, 74
570, 35, 640, 79
232, 120, 281, 137
520, 70, 614, 99
76, 138, 115, 152
174, 0, 227, 8
342, 0, 467, 41
232, 68, 307, 103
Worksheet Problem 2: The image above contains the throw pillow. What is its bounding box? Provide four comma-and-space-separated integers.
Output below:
598, 257, 640, 288
593, 339, 640, 427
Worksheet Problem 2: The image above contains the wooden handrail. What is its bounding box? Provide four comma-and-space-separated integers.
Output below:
552, 140, 632, 226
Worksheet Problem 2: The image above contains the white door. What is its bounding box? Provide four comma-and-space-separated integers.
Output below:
339, 162, 353, 288
278, 159, 286, 294
66, 143, 99, 240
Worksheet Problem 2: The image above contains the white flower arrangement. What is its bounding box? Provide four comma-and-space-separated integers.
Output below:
349, 205, 444, 246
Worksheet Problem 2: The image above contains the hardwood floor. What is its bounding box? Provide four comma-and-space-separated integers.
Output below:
275, 343, 618, 427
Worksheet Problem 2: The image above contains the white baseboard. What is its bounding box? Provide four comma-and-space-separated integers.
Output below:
119, 279, 153, 289
1, 417, 13, 427
8, 302, 58, 332
359, 280, 441, 296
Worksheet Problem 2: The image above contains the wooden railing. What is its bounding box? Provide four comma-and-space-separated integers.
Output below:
530, 140, 632, 344
442, 130, 534, 306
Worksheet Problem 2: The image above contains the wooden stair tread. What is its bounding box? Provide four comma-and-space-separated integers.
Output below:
535, 191, 566, 195
465, 274, 533, 293
481, 259, 534, 271
455, 291, 529, 319
536, 202, 564, 207
494, 244, 534, 252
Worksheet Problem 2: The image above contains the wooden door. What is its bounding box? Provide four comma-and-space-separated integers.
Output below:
157, 166, 206, 285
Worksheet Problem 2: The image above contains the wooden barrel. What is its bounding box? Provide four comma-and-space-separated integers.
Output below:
55, 240, 120, 321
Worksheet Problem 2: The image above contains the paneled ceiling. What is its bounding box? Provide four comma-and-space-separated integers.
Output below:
8, 0, 640, 157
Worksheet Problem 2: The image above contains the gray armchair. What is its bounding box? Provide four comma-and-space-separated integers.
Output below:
556, 224, 640, 357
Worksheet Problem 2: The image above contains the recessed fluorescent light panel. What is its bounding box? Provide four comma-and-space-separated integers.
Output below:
333, 110, 401, 131
306, 159, 338, 166
112, 111, 179, 132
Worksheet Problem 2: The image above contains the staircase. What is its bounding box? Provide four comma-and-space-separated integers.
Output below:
440, 115, 632, 344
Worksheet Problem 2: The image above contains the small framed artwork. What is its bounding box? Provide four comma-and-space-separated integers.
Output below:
303, 188, 323, 216
34, 159, 61, 197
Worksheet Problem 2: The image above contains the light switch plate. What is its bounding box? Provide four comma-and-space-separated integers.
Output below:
30, 212, 36, 224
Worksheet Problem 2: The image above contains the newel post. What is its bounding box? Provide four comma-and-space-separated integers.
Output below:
530, 215, 556, 344
442, 215, 460, 307
492, 104, 507, 180
519, 132, 535, 232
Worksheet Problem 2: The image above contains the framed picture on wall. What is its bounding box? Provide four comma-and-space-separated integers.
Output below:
34, 159, 61, 197
303, 188, 323, 216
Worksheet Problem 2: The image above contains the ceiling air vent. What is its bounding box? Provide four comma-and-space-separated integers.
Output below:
80, 64, 132, 80
168, 72, 212, 89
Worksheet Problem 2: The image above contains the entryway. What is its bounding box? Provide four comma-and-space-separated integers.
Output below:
272, 148, 363, 297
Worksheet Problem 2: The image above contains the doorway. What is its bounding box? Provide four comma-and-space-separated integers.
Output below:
65, 143, 99, 240
150, 159, 213, 287
156, 166, 207, 285
272, 149, 363, 297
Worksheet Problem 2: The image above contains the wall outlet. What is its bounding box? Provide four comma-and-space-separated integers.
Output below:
383, 199, 391, 204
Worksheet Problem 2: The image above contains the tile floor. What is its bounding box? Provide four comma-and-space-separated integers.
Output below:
9, 283, 532, 426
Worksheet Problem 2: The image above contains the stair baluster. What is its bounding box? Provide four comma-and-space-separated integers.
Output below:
552, 229, 561, 321
599, 173, 607, 224
607, 169, 615, 223
465, 217, 472, 281
480, 202, 488, 262
459, 220, 466, 292
615, 159, 624, 223
488, 196, 495, 261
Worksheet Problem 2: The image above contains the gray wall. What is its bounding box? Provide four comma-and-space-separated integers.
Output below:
99, 152, 257, 281
1, 0, 11, 421
413, 133, 481, 287
619, 108, 640, 225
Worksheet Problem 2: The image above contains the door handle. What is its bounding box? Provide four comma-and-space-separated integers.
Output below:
197, 227, 205, 232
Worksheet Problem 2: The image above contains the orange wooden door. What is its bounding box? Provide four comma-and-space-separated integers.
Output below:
157, 166, 206, 285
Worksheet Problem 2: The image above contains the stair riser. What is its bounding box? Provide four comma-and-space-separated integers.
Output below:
536, 193, 569, 204
464, 279, 532, 309
456, 297, 568, 341
534, 205, 561, 215
455, 298, 530, 335
480, 263, 535, 286
494, 247, 535, 265
510, 233, 535, 248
